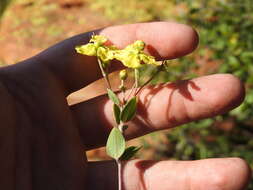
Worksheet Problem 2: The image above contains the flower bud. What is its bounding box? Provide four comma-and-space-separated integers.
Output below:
134, 40, 145, 51
119, 69, 128, 80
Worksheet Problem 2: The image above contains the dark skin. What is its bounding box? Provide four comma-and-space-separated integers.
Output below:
0, 22, 251, 190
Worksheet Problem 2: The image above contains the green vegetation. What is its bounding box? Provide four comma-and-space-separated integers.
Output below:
0, 0, 12, 18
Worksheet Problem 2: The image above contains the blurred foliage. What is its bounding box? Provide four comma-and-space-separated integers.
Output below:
88, 0, 175, 22
89, 0, 253, 187
0, 0, 12, 18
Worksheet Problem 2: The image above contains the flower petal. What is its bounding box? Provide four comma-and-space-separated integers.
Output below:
140, 54, 160, 66
75, 44, 97, 56
97, 47, 115, 62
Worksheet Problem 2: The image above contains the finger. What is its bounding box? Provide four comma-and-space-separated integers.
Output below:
35, 22, 198, 94
100, 21, 198, 60
71, 74, 245, 150
86, 158, 251, 190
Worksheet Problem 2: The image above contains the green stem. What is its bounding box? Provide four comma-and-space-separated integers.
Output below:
97, 58, 112, 89
117, 121, 125, 190
120, 80, 126, 104
134, 65, 163, 96
125, 82, 137, 102
125, 68, 139, 101
118, 122, 123, 132
134, 68, 139, 88
117, 160, 122, 190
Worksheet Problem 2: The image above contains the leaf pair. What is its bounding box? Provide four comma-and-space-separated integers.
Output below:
106, 89, 139, 160
121, 96, 137, 122
108, 89, 138, 124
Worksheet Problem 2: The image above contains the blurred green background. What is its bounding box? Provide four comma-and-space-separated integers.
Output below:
1, 0, 253, 188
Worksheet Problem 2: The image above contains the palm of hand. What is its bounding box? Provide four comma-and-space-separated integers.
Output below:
0, 62, 86, 189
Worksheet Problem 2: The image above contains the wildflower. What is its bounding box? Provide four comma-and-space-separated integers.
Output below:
75, 35, 108, 57
97, 47, 115, 62
113, 41, 160, 68
75, 43, 97, 56
75, 35, 160, 69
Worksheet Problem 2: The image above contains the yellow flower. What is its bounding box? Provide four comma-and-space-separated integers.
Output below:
97, 47, 114, 62
114, 50, 142, 68
113, 40, 159, 68
139, 54, 160, 66
75, 35, 108, 57
75, 35, 160, 68
113, 48, 159, 68
75, 43, 97, 56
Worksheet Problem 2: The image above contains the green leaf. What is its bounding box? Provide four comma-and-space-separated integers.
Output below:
120, 97, 137, 122
107, 89, 120, 105
106, 127, 126, 159
113, 104, 121, 125
120, 146, 142, 161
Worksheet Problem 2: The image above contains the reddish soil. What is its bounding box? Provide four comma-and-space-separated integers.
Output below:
0, 0, 113, 65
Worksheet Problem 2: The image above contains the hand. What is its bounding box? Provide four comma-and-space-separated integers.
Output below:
0, 22, 250, 190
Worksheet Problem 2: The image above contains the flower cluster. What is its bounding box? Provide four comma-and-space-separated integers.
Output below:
75, 35, 160, 69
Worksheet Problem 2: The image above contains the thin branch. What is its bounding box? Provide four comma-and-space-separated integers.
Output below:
133, 68, 139, 95
120, 80, 126, 104
126, 82, 137, 101
117, 160, 122, 190
134, 65, 163, 96
97, 58, 112, 89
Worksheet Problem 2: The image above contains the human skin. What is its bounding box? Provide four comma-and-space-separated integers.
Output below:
0, 22, 250, 190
